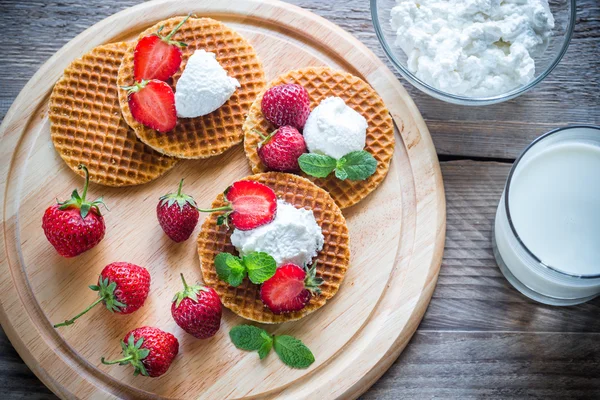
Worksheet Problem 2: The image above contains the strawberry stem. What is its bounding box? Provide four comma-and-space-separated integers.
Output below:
53, 297, 104, 328
177, 179, 184, 197
197, 205, 233, 213
101, 355, 134, 365
180, 273, 189, 291
162, 14, 191, 46
79, 164, 89, 201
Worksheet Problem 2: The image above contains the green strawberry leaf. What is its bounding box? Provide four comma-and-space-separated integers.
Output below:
298, 154, 337, 178
243, 252, 277, 284
273, 335, 315, 369
334, 150, 377, 181
214, 253, 246, 287
229, 325, 270, 351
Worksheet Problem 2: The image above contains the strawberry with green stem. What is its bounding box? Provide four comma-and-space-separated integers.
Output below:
157, 179, 199, 242
53, 262, 151, 328
101, 326, 179, 377
255, 126, 307, 172
42, 164, 107, 258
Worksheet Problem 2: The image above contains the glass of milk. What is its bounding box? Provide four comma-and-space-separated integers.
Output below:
493, 126, 600, 305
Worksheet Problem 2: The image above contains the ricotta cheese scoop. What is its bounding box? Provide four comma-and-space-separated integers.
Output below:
230, 200, 324, 267
175, 50, 241, 118
390, 0, 555, 97
303, 97, 368, 160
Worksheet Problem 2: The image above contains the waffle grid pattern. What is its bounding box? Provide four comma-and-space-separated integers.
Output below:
243, 67, 395, 209
117, 17, 266, 159
197, 172, 350, 324
49, 42, 177, 186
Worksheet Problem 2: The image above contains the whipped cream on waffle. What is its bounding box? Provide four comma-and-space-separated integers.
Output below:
230, 200, 324, 267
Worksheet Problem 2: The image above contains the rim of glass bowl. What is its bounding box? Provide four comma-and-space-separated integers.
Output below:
370, 0, 577, 105
504, 125, 600, 280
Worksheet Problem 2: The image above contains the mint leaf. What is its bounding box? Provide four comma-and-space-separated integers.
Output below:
229, 325, 268, 351
335, 150, 377, 181
273, 335, 315, 369
258, 339, 273, 360
228, 268, 245, 287
298, 154, 337, 178
214, 253, 246, 287
244, 252, 277, 284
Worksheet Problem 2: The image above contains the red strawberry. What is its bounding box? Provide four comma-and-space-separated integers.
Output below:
199, 180, 277, 231
124, 79, 177, 133
171, 274, 222, 339
102, 326, 179, 377
257, 126, 307, 172
134, 14, 190, 81
42, 164, 106, 258
261, 83, 311, 130
157, 179, 199, 242
53, 262, 151, 328
260, 264, 323, 314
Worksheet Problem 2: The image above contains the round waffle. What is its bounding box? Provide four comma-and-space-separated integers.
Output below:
49, 42, 177, 186
197, 172, 350, 324
117, 16, 266, 159
243, 67, 395, 209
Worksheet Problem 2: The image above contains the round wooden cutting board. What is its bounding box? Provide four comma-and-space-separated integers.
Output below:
0, 0, 445, 398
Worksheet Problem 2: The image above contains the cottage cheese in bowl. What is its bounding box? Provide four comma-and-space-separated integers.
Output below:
390, 0, 555, 97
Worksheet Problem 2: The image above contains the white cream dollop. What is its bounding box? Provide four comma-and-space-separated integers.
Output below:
390, 0, 555, 97
230, 200, 324, 267
302, 96, 368, 159
175, 50, 240, 118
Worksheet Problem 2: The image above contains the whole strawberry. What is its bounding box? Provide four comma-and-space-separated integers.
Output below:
53, 262, 151, 328
261, 83, 311, 130
257, 126, 307, 172
42, 164, 106, 258
171, 274, 222, 339
102, 326, 179, 377
157, 179, 199, 242
260, 264, 323, 314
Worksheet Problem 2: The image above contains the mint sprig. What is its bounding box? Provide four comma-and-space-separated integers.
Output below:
214, 251, 276, 286
229, 325, 315, 368
298, 150, 377, 181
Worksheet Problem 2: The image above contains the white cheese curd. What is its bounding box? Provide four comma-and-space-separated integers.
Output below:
175, 50, 240, 118
390, 0, 555, 97
230, 200, 324, 267
303, 97, 368, 159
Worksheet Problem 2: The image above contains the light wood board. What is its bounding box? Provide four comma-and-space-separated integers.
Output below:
0, 0, 445, 398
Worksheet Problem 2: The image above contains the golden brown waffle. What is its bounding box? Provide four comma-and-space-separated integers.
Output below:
197, 172, 350, 324
243, 67, 395, 209
49, 42, 177, 186
117, 16, 266, 159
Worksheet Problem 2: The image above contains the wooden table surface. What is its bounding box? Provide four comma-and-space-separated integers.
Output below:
1, 0, 598, 398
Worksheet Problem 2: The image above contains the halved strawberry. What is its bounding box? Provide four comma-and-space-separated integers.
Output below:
123, 80, 177, 133
260, 264, 323, 314
199, 180, 277, 231
134, 15, 190, 81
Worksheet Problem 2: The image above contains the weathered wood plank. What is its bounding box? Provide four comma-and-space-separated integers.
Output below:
0, 0, 598, 159
362, 331, 600, 400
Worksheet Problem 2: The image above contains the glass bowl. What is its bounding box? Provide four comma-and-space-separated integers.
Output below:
371, 0, 576, 105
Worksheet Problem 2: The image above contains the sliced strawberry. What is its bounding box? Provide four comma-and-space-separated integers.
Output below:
134, 15, 190, 81
198, 180, 277, 231
124, 80, 177, 133
260, 264, 323, 314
